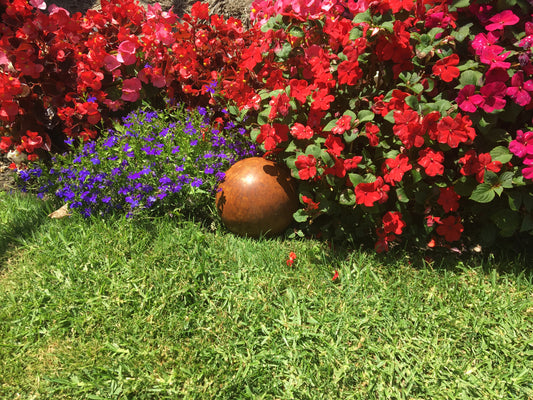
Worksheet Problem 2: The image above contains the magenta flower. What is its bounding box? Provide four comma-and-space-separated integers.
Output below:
484, 67, 509, 84
519, 22, 533, 48
485, 10, 519, 31
480, 82, 507, 112
479, 46, 511, 70
471, 32, 499, 55
509, 130, 533, 158
521, 165, 533, 180
507, 72, 533, 107
456, 85, 484, 113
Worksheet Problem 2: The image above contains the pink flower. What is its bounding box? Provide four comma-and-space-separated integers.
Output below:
104, 54, 121, 71
117, 40, 138, 66
507, 72, 533, 107
485, 10, 519, 31
480, 82, 507, 112
456, 85, 484, 113
30, 0, 46, 9
155, 23, 175, 46
121, 78, 142, 102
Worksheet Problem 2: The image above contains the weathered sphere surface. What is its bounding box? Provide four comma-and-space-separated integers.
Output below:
216, 157, 299, 237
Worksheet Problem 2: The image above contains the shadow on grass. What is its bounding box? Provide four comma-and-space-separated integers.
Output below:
0, 191, 57, 267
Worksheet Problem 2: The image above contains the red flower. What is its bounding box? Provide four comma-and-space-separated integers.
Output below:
354, 177, 389, 207
78, 70, 104, 91
21, 130, 44, 153
436, 114, 476, 148
331, 115, 352, 135
290, 123, 314, 140
365, 122, 380, 146
286, 251, 297, 267
417, 148, 444, 177
76, 101, 101, 125
190, 2, 209, 19
325, 135, 344, 157
0, 136, 12, 152
337, 59, 362, 86
323, 156, 346, 178
269, 92, 291, 120
311, 88, 335, 111
436, 215, 464, 242
332, 270, 339, 281
344, 156, 363, 171
437, 187, 460, 213
295, 154, 317, 180
302, 195, 319, 210
382, 153, 412, 186
256, 124, 289, 151
432, 54, 460, 82
458, 150, 501, 183
382, 211, 406, 235
241, 43, 266, 71
289, 79, 314, 104
0, 101, 19, 122
393, 109, 424, 148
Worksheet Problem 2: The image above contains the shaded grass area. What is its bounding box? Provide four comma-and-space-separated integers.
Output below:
0, 191, 57, 265
1, 193, 532, 399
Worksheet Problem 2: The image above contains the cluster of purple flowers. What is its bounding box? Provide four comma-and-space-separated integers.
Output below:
18, 106, 260, 218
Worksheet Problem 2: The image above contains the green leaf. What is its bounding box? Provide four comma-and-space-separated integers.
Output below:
451, 0, 471, 7
323, 119, 338, 132
339, 188, 356, 206
293, 208, 309, 223
275, 42, 292, 60
490, 146, 513, 164
454, 22, 473, 42
470, 183, 496, 203
257, 108, 271, 125
305, 144, 322, 158
343, 130, 358, 143
454, 177, 475, 197
484, 170, 499, 186
520, 215, 533, 233
384, 110, 395, 124
260, 14, 283, 32
348, 173, 364, 187
343, 110, 357, 120
434, 99, 453, 114
459, 69, 483, 87
396, 187, 410, 203
357, 110, 374, 123
351, 9, 371, 24
507, 191, 522, 211
499, 172, 514, 189
405, 96, 419, 110
289, 26, 304, 38
491, 209, 521, 237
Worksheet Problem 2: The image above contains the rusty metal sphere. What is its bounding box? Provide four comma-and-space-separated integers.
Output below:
216, 157, 299, 237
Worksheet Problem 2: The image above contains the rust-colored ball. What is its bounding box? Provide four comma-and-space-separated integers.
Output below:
216, 157, 299, 237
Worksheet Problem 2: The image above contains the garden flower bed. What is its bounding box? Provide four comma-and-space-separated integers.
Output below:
1, 0, 532, 252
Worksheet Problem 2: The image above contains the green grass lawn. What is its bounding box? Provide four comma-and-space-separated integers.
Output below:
1, 191, 532, 399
